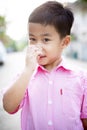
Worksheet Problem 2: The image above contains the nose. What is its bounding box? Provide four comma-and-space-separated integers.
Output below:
36, 42, 43, 49
37, 42, 42, 46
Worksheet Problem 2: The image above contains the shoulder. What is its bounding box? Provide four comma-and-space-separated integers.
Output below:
61, 57, 87, 78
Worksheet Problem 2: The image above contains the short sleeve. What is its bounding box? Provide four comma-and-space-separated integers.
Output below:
18, 89, 28, 109
80, 73, 87, 119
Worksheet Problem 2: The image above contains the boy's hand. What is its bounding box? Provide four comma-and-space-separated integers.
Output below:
25, 44, 42, 70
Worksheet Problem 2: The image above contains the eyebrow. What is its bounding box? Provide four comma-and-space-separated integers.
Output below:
29, 33, 35, 36
41, 33, 52, 37
29, 33, 52, 37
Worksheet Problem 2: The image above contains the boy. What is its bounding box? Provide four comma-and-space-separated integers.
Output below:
3, 1, 87, 130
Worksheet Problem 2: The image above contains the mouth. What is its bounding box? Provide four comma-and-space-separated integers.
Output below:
38, 55, 46, 59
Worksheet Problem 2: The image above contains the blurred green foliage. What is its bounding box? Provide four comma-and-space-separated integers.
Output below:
80, 0, 87, 2
0, 15, 27, 52
0, 15, 7, 43
0, 15, 16, 49
16, 39, 27, 52
71, 33, 77, 41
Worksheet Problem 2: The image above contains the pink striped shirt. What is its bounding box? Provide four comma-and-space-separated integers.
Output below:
16, 59, 87, 130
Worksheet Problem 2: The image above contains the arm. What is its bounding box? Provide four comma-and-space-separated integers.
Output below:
3, 68, 34, 113
3, 45, 40, 113
81, 119, 87, 130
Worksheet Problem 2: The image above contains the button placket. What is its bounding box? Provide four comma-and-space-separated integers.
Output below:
48, 120, 53, 126
49, 80, 53, 85
47, 77, 54, 129
48, 100, 52, 105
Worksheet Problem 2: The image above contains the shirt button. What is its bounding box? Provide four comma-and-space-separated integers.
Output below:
49, 81, 53, 85
48, 100, 52, 105
48, 120, 53, 126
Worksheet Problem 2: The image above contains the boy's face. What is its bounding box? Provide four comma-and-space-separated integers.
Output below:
28, 23, 70, 71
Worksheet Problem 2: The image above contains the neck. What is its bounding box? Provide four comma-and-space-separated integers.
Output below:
44, 57, 62, 72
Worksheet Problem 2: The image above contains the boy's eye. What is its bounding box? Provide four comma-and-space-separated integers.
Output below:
29, 38, 36, 44
44, 38, 50, 42
29, 38, 36, 41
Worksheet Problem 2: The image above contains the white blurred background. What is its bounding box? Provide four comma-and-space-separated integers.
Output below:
0, 0, 87, 130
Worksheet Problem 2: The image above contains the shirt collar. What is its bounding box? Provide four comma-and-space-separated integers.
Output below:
31, 64, 47, 79
56, 57, 74, 71
32, 57, 82, 78
56, 57, 83, 72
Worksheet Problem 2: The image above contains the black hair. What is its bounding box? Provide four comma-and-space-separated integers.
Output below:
28, 1, 74, 38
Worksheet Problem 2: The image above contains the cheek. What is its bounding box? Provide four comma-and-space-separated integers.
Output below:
43, 46, 52, 54
47, 45, 56, 51
44, 45, 61, 55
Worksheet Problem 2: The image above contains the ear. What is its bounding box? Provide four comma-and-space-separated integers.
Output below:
61, 35, 71, 48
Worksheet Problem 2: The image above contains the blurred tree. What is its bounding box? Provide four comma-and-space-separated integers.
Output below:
69, 0, 87, 13
79, 0, 87, 2
0, 15, 7, 43
0, 15, 13, 44
0, 15, 28, 52
0, 15, 18, 52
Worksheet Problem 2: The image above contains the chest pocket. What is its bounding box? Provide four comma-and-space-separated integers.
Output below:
61, 85, 82, 118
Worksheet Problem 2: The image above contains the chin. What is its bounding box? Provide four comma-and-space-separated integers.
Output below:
38, 61, 46, 66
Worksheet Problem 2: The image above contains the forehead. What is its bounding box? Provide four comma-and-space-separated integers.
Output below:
28, 23, 58, 36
